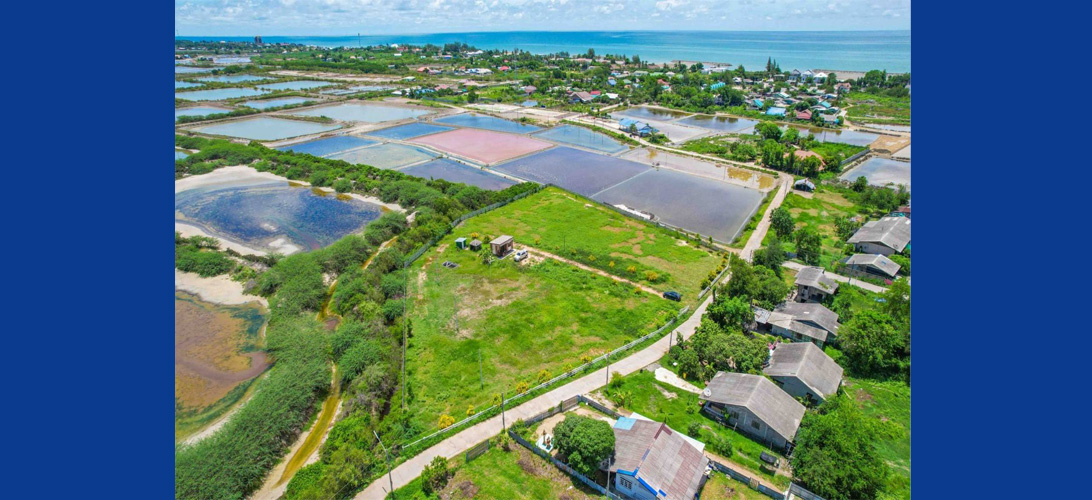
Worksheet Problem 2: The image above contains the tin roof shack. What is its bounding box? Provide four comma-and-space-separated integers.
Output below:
469, 239, 482, 251
489, 235, 514, 257
844, 253, 901, 279
763, 342, 843, 404
455, 237, 467, 250
847, 216, 911, 256
753, 302, 841, 348
610, 417, 710, 500
699, 372, 805, 452
794, 266, 839, 303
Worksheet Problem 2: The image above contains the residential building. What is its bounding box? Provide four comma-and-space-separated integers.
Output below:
794, 266, 839, 303
610, 417, 710, 500
618, 118, 654, 136
753, 302, 841, 348
844, 254, 901, 280
699, 372, 806, 452
793, 178, 816, 192
847, 217, 911, 255
763, 342, 844, 404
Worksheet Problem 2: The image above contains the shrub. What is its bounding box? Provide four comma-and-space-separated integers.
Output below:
438, 414, 455, 429
420, 456, 450, 496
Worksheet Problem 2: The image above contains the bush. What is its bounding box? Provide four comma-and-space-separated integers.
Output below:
553, 415, 616, 477
421, 456, 450, 496
438, 414, 455, 429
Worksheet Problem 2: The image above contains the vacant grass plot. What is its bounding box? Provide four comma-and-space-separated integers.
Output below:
398, 158, 517, 191
765, 188, 862, 269
593, 168, 764, 244
462, 186, 721, 302
846, 377, 911, 500
326, 143, 437, 169
492, 146, 649, 197
405, 245, 678, 432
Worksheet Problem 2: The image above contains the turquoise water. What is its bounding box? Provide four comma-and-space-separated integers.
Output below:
175, 106, 230, 121
259, 80, 333, 91
190, 117, 341, 141
175, 81, 203, 89
277, 136, 377, 157
175, 180, 382, 251
196, 74, 270, 83
175, 66, 215, 74
176, 88, 271, 101
289, 103, 429, 123
179, 31, 911, 72
175, 151, 190, 160
435, 113, 541, 134
532, 125, 627, 154
240, 97, 313, 110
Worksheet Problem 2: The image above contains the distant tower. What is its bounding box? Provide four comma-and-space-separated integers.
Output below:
254, 35, 262, 45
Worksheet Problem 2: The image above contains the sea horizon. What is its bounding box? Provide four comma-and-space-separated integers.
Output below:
176, 30, 911, 73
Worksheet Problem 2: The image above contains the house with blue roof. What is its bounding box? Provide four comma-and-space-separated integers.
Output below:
752, 98, 764, 108
819, 101, 832, 109
709, 81, 726, 91
610, 416, 709, 500
766, 107, 787, 117
618, 118, 655, 137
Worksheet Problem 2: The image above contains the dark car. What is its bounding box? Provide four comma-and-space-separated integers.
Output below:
663, 291, 681, 302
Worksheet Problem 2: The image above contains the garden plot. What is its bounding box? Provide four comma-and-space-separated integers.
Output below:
620, 148, 777, 191
188, 116, 340, 141
412, 128, 553, 164
592, 168, 764, 243
492, 147, 650, 197
398, 158, 518, 191
435, 113, 543, 134
287, 102, 429, 123
365, 122, 453, 140
326, 143, 437, 169
532, 124, 628, 154
840, 157, 911, 192
276, 135, 377, 157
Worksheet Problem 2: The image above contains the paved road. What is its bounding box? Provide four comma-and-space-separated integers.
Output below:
782, 261, 888, 293
353, 160, 794, 500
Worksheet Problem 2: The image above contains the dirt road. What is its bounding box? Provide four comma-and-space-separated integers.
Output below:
522, 246, 662, 296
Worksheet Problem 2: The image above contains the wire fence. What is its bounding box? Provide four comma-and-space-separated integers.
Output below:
510, 429, 624, 500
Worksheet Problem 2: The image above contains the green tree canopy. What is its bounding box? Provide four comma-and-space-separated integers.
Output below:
794, 228, 822, 266
554, 415, 616, 476
770, 207, 795, 239
791, 395, 890, 500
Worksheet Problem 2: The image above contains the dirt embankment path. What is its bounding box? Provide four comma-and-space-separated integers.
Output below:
522, 246, 662, 296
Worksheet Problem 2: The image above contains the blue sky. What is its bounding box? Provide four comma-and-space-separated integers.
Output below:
176, 0, 911, 35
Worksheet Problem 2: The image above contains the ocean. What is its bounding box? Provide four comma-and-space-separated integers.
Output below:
177, 30, 910, 73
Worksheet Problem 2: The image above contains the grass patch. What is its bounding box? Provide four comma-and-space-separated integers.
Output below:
845, 92, 911, 124
701, 471, 774, 500
730, 189, 775, 249
846, 377, 911, 500
765, 187, 862, 270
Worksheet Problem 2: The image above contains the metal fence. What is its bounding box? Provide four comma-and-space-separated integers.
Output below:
696, 263, 732, 302
509, 431, 624, 500
785, 482, 827, 500
709, 460, 785, 500
465, 439, 490, 463
842, 148, 871, 166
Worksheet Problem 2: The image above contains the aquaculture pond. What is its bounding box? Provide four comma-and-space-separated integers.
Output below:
593, 168, 764, 243
365, 122, 453, 140
288, 103, 429, 123
492, 146, 649, 197
412, 128, 553, 164
212, 56, 251, 64
175, 66, 215, 74
258, 80, 333, 91
276, 135, 376, 157
532, 125, 628, 154
189, 116, 340, 141
840, 157, 911, 192
175, 81, 203, 89
326, 143, 437, 170
435, 113, 542, 134
870, 124, 912, 133
785, 125, 879, 147
398, 158, 518, 191
240, 97, 313, 110
321, 85, 394, 96
175, 178, 384, 253
175, 106, 230, 122
676, 114, 759, 134
175, 87, 271, 101
614, 106, 692, 121
196, 74, 270, 83
621, 148, 777, 191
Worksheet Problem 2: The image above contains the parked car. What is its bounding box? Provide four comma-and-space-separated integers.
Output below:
513, 249, 528, 262
663, 291, 681, 302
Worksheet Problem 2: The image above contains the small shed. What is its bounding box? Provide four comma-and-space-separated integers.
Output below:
794, 178, 816, 192
455, 237, 468, 250
469, 239, 482, 252
489, 235, 514, 257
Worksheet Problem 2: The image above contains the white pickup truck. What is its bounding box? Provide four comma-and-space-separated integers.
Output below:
513, 249, 528, 262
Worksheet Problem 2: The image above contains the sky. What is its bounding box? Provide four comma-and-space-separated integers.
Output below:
175, 0, 911, 35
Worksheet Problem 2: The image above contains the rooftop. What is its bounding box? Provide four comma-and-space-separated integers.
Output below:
611, 417, 709, 500
846, 253, 901, 277
795, 266, 839, 293
847, 217, 912, 252
763, 342, 844, 399
700, 372, 805, 442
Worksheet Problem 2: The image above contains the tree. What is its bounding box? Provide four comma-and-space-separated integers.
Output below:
707, 295, 753, 330
852, 175, 869, 192
688, 319, 768, 376
770, 207, 795, 238
421, 456, 450, 495
794, 228, 822, 266
791, 396, 889, 500
756, 235, 786, 275
839, 310, 906, 377
881, 277, 912, 330
553, 415, 615, 476
834, 216, 859, 241
676, 348, 701, 380
780, 126, 800, 145
755, 121, 783, 142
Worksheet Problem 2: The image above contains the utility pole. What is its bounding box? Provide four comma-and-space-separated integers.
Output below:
374, 430, 394, 498
501, 392, 506, 431
478, 349, 484, 390
605, 349, 610, 386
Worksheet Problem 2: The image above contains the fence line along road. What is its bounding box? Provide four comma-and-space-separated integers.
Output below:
353, 164, 793, 500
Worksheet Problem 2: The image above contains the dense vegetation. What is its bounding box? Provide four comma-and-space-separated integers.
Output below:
553, 415, 615, 476
790, 395, 893, 500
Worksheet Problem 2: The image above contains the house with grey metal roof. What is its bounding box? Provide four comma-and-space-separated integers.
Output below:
844, 253, 901, 279
794, 266, 839, 303
610, 416, 710, 500
753, 302, 841, 348
847, 217, 911, 256
699, 372, 806, 452
763, 342, 843, 404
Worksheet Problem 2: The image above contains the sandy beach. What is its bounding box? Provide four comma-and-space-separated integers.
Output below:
175, 268, 268, 307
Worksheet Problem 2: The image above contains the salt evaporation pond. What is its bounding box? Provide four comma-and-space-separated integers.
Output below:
893, 144, 911, 159
532, 125, 628, 154
175, 107, 229, 121
213, 56, 251, 65
259, 80, 333, 91
870, 124, 911, 133
327, 143, 437, 170
240, 97, 313, 110
175, 66, 215, 74
399, 158, 517, 191
190, 116, 340, 141
492, 147, 649, 197
593, 168, 764, 243
277, 136, 377, 157
196, 74, 270, 83
435, 113, 542, 134
840, 157, 911, 192
289, 103, 428, 123
175, 81, 203, 89
785, 126, 878, 147
366, 122, 453, 140
321, 85, 394, 96
412, 128, 553, 164
676, 114, 759, 134
176, 87, 271, 101
615, 107, 692, 121
175, 178, 383, 253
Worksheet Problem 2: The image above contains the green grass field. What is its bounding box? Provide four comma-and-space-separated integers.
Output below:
846, 377, 911, 500
845, 92, 911, 124
460, 187, 723, 306
764, 188, 863, 270
701, 472, 773, 500
597, 370, 790, 489
391, 442, 603, 500
403, 243, 679, 432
